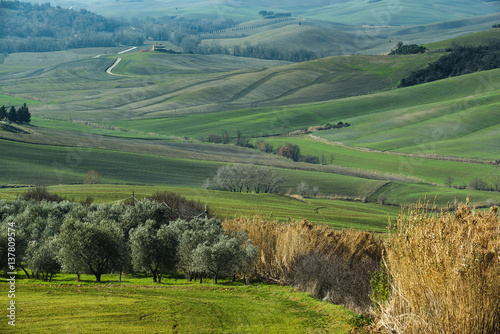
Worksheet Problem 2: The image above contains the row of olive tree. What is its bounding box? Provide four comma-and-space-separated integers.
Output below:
0, 195, 256, 283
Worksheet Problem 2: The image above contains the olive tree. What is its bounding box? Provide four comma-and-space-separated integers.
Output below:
129, 220, 178, 283
170, 218, 224, 282
57, 218, 124, 282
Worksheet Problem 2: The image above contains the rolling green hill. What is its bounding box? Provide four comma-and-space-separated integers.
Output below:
424, 28, 500, 50
75, 0, 499, 27
0, 51, 439, 121
1, 30, 499, 224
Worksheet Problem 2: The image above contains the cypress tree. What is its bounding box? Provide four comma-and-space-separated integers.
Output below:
0, 105, 6, 120
18, 103, 31, 123
7, 106, 17, 123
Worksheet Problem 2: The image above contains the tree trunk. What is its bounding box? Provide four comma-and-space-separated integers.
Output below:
119, 271, 122, 283
152, 271, 157, 283
20, 265, 31, 279
199, 275, 203, 284
214, 274, 218, 284
95, 273, 102, 282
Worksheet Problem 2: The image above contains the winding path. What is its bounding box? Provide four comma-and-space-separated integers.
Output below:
106, 58, 122, 76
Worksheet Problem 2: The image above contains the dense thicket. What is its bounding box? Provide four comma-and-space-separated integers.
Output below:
399, 43, 500, 87
389, 42, 427, 55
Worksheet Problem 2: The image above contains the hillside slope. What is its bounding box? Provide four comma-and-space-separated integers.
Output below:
74, 0, 500, 26
0, 51, 440, 121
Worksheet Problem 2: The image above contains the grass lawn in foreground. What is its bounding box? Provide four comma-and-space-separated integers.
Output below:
0, 274, 355, 334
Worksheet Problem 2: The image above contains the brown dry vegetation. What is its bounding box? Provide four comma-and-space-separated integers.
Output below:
377, 203, 500, 333
223, 217, 384, 314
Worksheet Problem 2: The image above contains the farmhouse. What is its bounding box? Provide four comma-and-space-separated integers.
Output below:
152, 43, 167, 51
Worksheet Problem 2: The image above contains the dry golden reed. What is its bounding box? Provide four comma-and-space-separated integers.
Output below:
377, 203, 500, 333
223, 217, 383, 313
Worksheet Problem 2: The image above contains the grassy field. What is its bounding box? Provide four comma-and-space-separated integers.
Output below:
0, 183, 398, 231
258, 136, 500, 185
424, 28, 500, 50
0, 94, 40, 107
0, 275, 356, 334
101, 67, 500, 162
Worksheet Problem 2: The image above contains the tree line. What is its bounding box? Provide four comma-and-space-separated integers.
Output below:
199, 130, 342, 165
399, 42, 500, 87
0, 188, 257, 284
0, 103, 31, 124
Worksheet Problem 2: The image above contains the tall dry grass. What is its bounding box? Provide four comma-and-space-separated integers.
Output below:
223, 217, 383, 313
377, 203, 500, 333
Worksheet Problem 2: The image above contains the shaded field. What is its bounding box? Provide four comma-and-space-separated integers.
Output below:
0, 278, 355, 334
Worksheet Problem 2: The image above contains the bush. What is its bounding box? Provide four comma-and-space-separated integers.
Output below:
278, 143, 300, 161
22, 186, 64, 202
376, 203, 500, 333
147, 191, 210, 221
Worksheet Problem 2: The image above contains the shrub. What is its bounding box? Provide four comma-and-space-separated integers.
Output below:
376, 203, 500, 333
147, 191, 209, 221
278, 143, 300, 161
22, 186, 63, 202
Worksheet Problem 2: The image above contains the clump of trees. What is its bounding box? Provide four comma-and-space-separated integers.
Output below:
468, 176, 500, 192
399, 42, 500, 87
258, 11, 292, 19
0, 103, 31, 124
0, 193, 256, 284
205, 164, 286, 194
389, 42, 427, 55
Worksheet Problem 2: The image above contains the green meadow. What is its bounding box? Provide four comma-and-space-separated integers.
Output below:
0, 275, 355, 334
258, 136, 499, 185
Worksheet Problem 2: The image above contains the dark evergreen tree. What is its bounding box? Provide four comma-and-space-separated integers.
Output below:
0, 105, 6, 120
17, 103, 31, 123
7, 106, 17, 123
